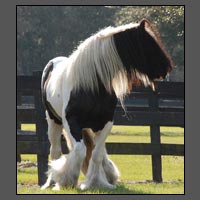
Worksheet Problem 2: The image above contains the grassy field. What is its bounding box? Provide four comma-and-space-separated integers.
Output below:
17, 125, 184, 194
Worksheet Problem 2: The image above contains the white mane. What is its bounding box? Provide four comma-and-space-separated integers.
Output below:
67, 22, 151, 103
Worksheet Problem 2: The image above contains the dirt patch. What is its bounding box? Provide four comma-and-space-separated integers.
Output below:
17, 183, 40, 191
17, 161, 37, 169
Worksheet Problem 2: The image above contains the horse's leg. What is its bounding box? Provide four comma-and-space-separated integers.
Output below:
80, 121, 115, 190
41, 111, 62, 190
102, 148, 120, 185
61, 90, 77, 151
48, 142, 86, 190
61, 121, 76, 152
81, 128, 95, 176
81, 128, 120, 182
41, 171, 53, 190
46, 111, 62, 160
46, 116, 86, 190
49, 110, 86, 189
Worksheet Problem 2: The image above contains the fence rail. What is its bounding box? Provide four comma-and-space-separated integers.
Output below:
17, 141, 184, 156
17, 72, 184, 185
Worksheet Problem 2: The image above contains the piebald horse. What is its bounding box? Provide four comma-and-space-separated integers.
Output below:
41, 19, 173, 190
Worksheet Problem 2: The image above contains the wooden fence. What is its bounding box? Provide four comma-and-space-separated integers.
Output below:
17, 72, 184, 186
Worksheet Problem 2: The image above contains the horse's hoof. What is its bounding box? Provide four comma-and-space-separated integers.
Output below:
79, 181, 116, 190
79, 183, 88, 190
41, 184, 49, 190
52, 183, 61, 191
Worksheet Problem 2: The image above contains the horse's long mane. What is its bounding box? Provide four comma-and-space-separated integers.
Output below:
67, 19, 172, 104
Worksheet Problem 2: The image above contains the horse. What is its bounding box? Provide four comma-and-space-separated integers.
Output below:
40, 19, 174, 190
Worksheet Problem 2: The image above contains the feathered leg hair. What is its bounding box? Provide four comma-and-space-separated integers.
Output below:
41, 141, 86, 190
80, 122, 120, 190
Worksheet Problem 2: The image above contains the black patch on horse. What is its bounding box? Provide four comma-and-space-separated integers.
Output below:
65, 82, 117, 141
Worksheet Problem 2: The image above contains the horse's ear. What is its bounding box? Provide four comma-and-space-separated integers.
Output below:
139, 19, 149, 30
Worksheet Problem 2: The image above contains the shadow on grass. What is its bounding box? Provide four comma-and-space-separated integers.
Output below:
17, 183, 153, 194
160, 132, 184, 137
111, 131, 184, 137
76, 183, 153, 194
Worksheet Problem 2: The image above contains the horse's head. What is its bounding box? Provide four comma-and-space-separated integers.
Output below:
113, 18, 174, 85
138, 19, 174, 80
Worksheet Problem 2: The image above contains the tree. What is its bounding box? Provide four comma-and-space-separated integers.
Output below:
17, 6, 115, 75
17, 6, 184, 81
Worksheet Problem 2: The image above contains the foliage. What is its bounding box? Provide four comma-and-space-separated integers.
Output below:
17, 6, 184, 81
17, 6, 115, 75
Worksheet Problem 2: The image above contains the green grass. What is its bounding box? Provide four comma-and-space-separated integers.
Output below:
109, 126, 184, 144
21, 124, 36, 131
21, 124, 184, 144
17, 154, 184, 194
17, 167, 37, 185
17, 125, 184, 194
17, 182, 184, 194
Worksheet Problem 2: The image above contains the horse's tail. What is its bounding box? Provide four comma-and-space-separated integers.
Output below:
41, 57, 68, 125
41, 60, 63, 125
81, 128, 95, 175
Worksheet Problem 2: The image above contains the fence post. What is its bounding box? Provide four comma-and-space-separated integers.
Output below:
17, 121, 21, 162
149, 90, 162, 183
33, 71, 49, 186
17, 93, 22, 130
17, 93, 21, 162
